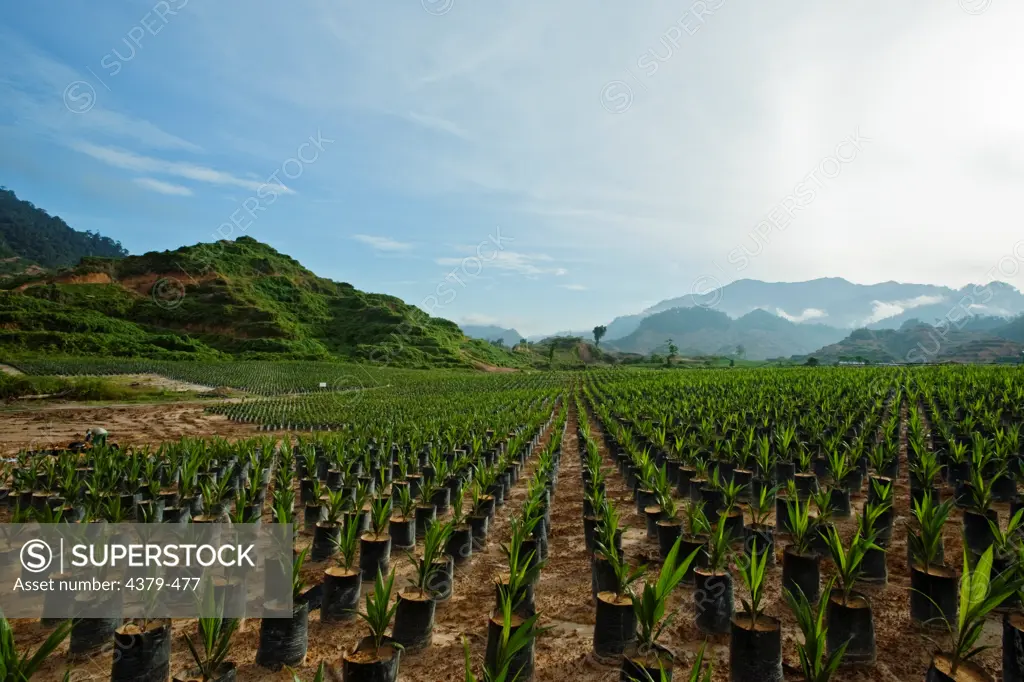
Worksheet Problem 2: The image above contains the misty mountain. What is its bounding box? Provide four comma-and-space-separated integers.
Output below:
526, 329, 592, 343
608, 306, 848, 360
601, 278, 1024, 340
806, 316, 1024, 364
460, 324, 524, 347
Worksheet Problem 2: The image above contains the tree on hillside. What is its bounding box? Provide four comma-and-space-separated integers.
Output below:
547, 343, 556, 369
0, 188, 128, 267
666, 338, 678, 367
593, 325, 607, 347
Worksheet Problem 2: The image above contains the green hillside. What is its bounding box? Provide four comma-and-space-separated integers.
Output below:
0, 236, 526, 369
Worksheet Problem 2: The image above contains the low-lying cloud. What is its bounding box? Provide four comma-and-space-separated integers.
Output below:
775, 307, 827, 323
862, 294, 946, 325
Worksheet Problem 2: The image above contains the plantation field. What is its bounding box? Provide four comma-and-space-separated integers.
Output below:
6, 358, 426, 396
2, 364, 1024, 681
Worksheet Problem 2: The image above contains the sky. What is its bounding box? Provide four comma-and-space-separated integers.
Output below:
2, 0, 1024, 336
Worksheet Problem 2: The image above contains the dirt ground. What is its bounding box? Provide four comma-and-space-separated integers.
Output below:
105, 373, 217, 393
2, 395, 1011, 682
0, 400, 258, 455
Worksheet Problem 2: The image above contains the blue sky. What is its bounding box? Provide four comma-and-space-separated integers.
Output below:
2, 1, 1024, 336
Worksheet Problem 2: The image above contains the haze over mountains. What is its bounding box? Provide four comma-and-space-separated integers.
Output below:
604, 278, 1024, 339
462, 277, 1024, 362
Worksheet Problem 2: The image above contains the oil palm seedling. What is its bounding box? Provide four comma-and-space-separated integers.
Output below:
343, 569, 402, 682
669, 501, 709, 583
824, 449, 854, 517
446, 490, 474, 565
414, 475, 440, 539
466, 594, 548, 682
753, 434, 777, 491
592, 538, 645, 660
391, 482, 417, 550
695, 514, 735, 636
746, 483, 779, 563
0, 615, 71, 681
911, 449, 943, 508
181, 590, 240, 682
785, 579, 847, 682
732, 544, 782, 682
867, 476, 895, 544
351, 480, 372, 533
393, 517, 451, 650
809, 486, 835, 555
963, 465, 1000, 555
868, 441, 899, 480
321, 513, 363, 623
986, 509, 1024, 613
783, 492, 820, 603
593, 501, 624, 597
908, 491, 958, 627
719, 476, 747, 541
652, 467, 682, 557
794, 443, 818, 497
361, 495, 393, 581
500, 515, 545, 615
310, 486, 347, 561
256, 548, 310, 670
822, 525, 878, 665
858, 501, 891, 584
927, 546, 1024, 682
623, 537, 699, 681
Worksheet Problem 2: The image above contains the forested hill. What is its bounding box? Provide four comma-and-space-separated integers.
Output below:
0, 236, 529, 368
0, 188, 128, 269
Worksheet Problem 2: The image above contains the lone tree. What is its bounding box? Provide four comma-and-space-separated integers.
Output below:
666, 338, 678, 367
593, 325, 607, 347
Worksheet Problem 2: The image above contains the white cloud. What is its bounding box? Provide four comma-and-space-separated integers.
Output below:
436, 249, 567, 278
561, 283, 588, 291
776, 307, 827, 323
133, 177, 193, 196
862, 295, 947, 325
352, 234, 414, 252
70, 142, 294, 194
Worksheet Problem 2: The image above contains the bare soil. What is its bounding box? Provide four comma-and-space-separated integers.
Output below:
0, 401, 257, 455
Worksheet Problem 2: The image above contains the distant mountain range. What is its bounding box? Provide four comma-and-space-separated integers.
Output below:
459, 324, 524, 347
805, 317, 1024, 364
510, 277, 1024, 362
602, 278, 1024, 340
606, 307, 848, 360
